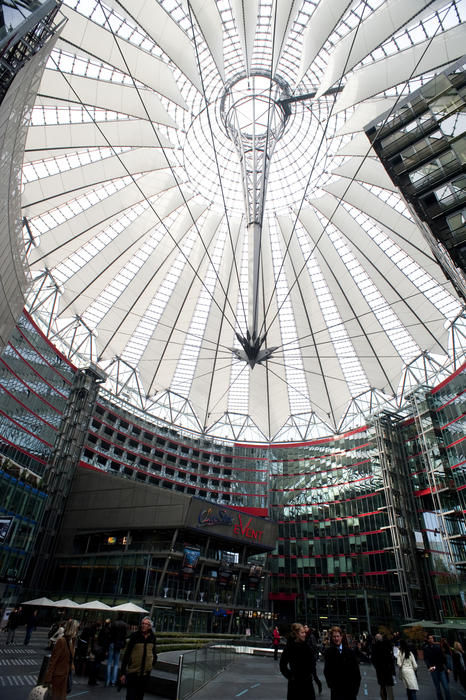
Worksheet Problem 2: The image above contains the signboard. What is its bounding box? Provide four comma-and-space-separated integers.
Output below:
182, 545, 201, 575
185, 499, 277, 550
248, 561, 263, 590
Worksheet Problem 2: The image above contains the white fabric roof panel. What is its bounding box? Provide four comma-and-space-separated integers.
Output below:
37, 69, 177, 127
24, 121, 173, 159
28, 171, 180, 268
22, 148, 174, 216
271, 0, 301, 75
335, 132, 376, 158
57, 190, 195, 318
296, 206, 404, 394
57, 5, 187, 108
312, 192, 451, 357
105, 0, 202, 91
276, 214, 352, 428
334, 24, 466, 113
138, 210, 224, 392
295, 0, 353, 87
96, 203, 209, 359
188, 218, 244, 428
316, 0, 435, 97
320, 179, 452, 282
184, 0, 225, 81
330, 157, 398, 191
231, 0, 259, 76
17, 0, 464, 442
335, 98, 399, 136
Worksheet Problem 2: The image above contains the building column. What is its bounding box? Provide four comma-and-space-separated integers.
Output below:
28, 365, 105, 592
155, 528, 179, 598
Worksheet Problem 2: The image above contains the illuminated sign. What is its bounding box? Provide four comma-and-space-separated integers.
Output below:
198, 507, 233, 527
233, 514, 263, 542
197, 507, 264, 542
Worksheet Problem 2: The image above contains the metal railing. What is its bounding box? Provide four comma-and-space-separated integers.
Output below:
176, 641, 235, 700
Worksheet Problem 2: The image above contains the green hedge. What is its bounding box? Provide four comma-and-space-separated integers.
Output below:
155, 633, 242, 653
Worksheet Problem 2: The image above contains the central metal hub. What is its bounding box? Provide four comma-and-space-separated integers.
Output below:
220, 71, 291, 147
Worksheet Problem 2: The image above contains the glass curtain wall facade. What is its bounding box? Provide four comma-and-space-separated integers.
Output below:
0, 311, 76, 604
401, 366, 466, 620
0, 462, 47, 602
267, 429, 401, 633
83, 394, 269, 514
0, 310, 76, 475
51, 522, 272, 635
365, 58, 466, 294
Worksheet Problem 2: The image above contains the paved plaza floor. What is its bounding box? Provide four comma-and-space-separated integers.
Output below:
1, 628, 465, 700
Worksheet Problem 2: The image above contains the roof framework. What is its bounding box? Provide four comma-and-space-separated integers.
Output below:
22, 0, 466, 442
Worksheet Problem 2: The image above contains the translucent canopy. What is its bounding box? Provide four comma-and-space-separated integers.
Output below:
22, 0, 465, 442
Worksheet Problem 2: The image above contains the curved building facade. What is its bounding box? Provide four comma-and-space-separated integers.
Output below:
0, 311, 464, 633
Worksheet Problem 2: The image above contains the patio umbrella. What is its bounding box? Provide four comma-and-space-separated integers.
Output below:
21, 597, 55, 606
79, 600, 112, 610
111, 602, 148, 613
51, 599, 80, 608
401, 620, 438, 628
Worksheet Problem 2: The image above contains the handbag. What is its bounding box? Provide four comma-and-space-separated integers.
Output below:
27, 685, 50, 700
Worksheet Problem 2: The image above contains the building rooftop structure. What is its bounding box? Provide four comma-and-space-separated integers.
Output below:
1, 0, 462, 443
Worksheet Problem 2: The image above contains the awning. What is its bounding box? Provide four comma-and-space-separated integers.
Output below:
111, 602, 149, 613
21, 597, 55, 606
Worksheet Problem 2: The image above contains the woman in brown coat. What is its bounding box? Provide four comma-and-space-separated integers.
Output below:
45, 619, 79, 700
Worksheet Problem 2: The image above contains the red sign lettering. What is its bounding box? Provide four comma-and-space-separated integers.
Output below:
233, 514, 263, 542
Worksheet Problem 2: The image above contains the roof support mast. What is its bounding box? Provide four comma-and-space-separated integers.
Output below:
221, 71, 291, 367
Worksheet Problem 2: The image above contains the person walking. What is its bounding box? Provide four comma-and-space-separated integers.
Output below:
272, 626, 281, 661
279, 622, 316, 700
24, 608, 38, 645
86, 620, 104, 686
440, 639, 453, 675
371, 632, 395, 700
397, 638, 419, 700
44, 619, 79, 700
120, 617, 157, 700
323, 625, 361, 700
423, 634, 452, 700
452, 641, 466, 690
304, 624, 323, 693
107, 613, 128, 686
5, 606, 22, 644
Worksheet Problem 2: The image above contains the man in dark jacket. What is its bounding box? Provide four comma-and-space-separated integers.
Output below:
324, 626, 361, 700
120, 617, 157, 700
371, 633, 395, 700
423, 634, 452, 700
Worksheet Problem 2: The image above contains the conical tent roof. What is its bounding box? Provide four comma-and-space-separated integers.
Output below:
18, 0, 465, 442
